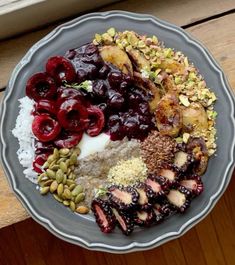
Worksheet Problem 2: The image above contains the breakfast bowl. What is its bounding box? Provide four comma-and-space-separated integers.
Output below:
0, 11, 235, 253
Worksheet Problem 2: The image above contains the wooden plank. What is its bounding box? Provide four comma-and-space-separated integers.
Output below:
1, 0, 235, 89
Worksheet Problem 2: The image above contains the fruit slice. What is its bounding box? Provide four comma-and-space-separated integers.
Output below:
91, 198, 116, 233
134, 209, 155, 227
127, 48, 150, 72
57, 98, 88, 132
99, 45, 133, 75
46, 56, 76, 84
26, 72, 57, 101
32, 114, 61, 142
180, 175, 204, 196
86, 106, 105, 137
33, 153, 50, 173
112, 207, 134, 235
54, 130, 83, 148
35, 99, 57, 116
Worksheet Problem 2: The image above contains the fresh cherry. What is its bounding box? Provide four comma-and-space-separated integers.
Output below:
86, 106, 105, 137
35, 99, 57, 116
32, 114, 61, 142
54, 130, 83, 148
26, 72, 57, 101
33, 153, 51, 173
57, 98, 88, 132
46, 56, 76, 84
34, 140, 54, 155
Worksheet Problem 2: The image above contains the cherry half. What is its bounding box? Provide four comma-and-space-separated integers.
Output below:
46, 56, 76, 84
57, 98, 89, 132
32, 114, 61, 142
86, 106, 105, 137
26, 72, 57, 101
54, 130, 83, 148
35, 99, 57, 116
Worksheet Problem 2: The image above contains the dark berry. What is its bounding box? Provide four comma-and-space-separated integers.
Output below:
86, 106, 105, 137
54, 130, 83, 148
35, 99, 57, 116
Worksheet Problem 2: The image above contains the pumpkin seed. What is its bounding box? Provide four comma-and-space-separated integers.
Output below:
49, 164, 60, 171
69, 184, 76, 191
53, 194, 63, 203
46, 169, 56, 179
48, 160, 56, 169
62, 174, 67, 184
59, 148, 70, 156
40, 186, 50, 195
42, 161, 49, 169
69, 154, 77, 165
57, 183, 64, 197
76, 205, 89, 214
60, 161, 67, 173
71, 185, 83, 196
42, 179, 53, 187
75, 192, 85, 204
53, 148, 59, 159
47, 154, 55, 164
73, 147, 81, 156
63, 200, 70, 206
57, 157, 66, 164
67, 167, 72, 175
65, 159, 70, 167
38, 173, 48, 183
50, 180, 58, 193
66, 179, 75, 186
70, 201, 76, 211
63, 189, 72, 200
56, 169, 64, 183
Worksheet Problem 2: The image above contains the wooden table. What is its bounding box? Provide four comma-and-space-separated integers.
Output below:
0, 0, 235, 264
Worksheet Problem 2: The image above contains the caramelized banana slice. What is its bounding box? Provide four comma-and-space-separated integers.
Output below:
99, 45, 133, 75
182, 102, 208, 133
127, 48, 151, 72
159, 59, 185, 75
155, 93, 183, 137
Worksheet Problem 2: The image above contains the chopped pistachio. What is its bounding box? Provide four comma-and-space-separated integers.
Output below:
174, 76, 182, 85
152, 35, 158, 44
94, 33, 102, 43
107, 27, 116, 37
102, 33, 113, 44
163, 48, 173, 58
184, 57, 189, 67
179, 94, 190, 107
176, 137, 183, 143
183, 133, 190, 143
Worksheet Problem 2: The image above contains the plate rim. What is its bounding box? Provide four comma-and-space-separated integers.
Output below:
1, 10, 235, 253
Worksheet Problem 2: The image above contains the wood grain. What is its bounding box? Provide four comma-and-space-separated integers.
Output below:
0, 0, 235, 89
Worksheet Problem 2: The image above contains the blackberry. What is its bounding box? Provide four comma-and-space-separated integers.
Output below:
112, 207, 134, 235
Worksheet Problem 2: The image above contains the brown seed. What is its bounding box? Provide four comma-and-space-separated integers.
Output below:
76, 206, 89, 214
75, 192, 85, 204
40, 186, 50, 195
50, 180, 58, 193
57, 183, 64, 197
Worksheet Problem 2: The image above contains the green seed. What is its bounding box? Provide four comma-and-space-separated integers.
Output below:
69, 154, 77, 165
70, 201, 76, 211
72, 185, 83, 196
40, 186, 50, 195
38, 173, 48, 183
60, 161, 67, 173
42, 179, 53, 187
63, 189, 72, 200
73, 147, 81, 156
57, 183, 64, 197
62, 174, 67, 184
50, 180, 58, 193
56, 169, 64, 183
75, 192, 85, 204
42, 161, 49, 169
46, 169, 56, 179
59, 148, 70, 156
53, 148, 59, 159
69, 184, 76, 191
57, 157, 66, 164
65, 159, 70, 167
49, 164, 60, 171
53, 194, 63, 203
63, 200, 70, 206
67, 167, 72, 175
47, 154, 55, 164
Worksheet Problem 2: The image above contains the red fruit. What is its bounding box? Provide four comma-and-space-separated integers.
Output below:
35, 99, 57, 116
33, 153, 50, 173
46, 56, 76, 84
26, 72, 57, 101
32, 114, 61, 142
57, 98, 88, 132
54, 130, 83, 148
86, 106, 105, 137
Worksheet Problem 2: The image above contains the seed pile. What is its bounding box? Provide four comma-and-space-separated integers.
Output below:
37, 147, 89, 214
140, 131, 176, 174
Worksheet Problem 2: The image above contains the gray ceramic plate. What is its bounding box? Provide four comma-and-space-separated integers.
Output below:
0, 11, 235, 253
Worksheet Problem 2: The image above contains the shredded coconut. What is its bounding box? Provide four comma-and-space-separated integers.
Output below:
12, 97, 37, 183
